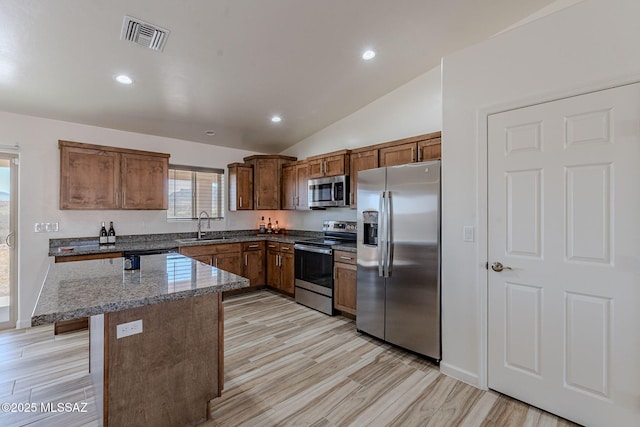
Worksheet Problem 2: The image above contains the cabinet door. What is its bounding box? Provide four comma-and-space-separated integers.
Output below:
229, 164, 254, 211
266, 249, 281, 288
350, 149, 378, 208
379, 142, 417, 167
323, 154, 347, 177
192, 255, 213, 265
121, 153, 168, 209
334, 262, 357, 315
280, 251, 295, 296
281, 164, 297, 210
60, 144, 120, 209
214, 252, 242, 276
295, 163, 309, 210
417, 138, 441, 162
243, 248, 265, 286
307, 159, 325, 179
254, 158, 280, 210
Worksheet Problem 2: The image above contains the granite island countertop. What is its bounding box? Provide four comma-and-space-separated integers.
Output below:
32, 253, 249, 326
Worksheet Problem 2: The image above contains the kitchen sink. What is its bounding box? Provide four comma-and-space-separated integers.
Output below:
176, 237, 228, 244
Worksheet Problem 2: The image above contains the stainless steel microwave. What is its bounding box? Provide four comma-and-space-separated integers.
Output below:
308, 175, 350, 208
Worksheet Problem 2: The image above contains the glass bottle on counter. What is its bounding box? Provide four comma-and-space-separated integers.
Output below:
274, 220, 280, 234
259, 216, 266, 234
99, 222, 108, 246
267, 217, 272, 233
107, 221, 116, 245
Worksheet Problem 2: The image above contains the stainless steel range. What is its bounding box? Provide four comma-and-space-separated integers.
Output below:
293, 220, 357, 315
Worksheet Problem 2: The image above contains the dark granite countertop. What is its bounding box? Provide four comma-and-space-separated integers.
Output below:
49, 230, 323, 257
32, 253, 250, 326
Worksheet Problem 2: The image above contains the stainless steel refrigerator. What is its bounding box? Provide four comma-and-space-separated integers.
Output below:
356, 161, 441, 360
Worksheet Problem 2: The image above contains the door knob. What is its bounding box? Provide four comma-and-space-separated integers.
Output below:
491, 262, 512, 272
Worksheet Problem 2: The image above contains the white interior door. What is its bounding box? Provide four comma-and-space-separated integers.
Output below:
488, 83, 640, 427
0, 153, 17, 330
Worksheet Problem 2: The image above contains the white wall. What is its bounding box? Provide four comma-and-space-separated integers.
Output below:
281, 65, 442, 160
1, 111, 262, 327
441, 0, 640, 386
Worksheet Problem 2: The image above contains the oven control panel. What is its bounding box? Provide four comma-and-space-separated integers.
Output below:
322, 220, 357, 234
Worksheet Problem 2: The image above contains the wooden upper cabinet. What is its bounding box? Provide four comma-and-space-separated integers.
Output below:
378, 132, 441, 167
243, 155, 296, 210
227, 163, 253, 211
59, 140, 169, 210
121, 152, 168, 209
307, 150, 350, 179
349, 148, 379, 208
418, 136, 441, 162
379, 142, 417, 167
60, 143, 120, 209
282, 161, 309, 210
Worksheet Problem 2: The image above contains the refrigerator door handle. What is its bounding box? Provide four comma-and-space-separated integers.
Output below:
378, 191, 386, 277
385, 191, 393, 277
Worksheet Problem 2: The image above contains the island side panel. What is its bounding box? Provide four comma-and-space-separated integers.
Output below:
89, 314, 105, 423
104, 293, 220, 427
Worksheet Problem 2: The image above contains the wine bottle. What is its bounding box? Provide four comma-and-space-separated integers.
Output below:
259, 216, 266, 234
274, 220, 280, 234
99, 222, 108, 246
107, 221, 116, 245
267, 217, 272, 233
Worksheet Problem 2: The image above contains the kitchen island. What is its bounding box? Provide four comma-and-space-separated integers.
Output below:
32, 253, 249, 426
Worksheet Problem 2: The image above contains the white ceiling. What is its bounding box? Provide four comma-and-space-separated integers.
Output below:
0, 0, 555, 153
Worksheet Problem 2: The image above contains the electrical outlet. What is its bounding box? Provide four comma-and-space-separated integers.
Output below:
116, 319, 143, 339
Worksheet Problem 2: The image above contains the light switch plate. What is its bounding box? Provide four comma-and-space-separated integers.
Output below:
116, 319, 143, 339
463, 226, 475, 242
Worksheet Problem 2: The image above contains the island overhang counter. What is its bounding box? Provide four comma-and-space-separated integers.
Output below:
32, 253, 250, 427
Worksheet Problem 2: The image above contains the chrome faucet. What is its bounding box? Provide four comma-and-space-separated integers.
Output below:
197, 210, 211, 239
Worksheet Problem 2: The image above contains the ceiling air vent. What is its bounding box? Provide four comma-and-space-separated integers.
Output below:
120, 15, 169, 52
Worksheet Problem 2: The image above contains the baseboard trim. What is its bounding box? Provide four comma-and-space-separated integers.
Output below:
440, 361, 482, 389
16, 319, 31, 329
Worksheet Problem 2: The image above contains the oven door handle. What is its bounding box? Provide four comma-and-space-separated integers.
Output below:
293, 244, 333, 255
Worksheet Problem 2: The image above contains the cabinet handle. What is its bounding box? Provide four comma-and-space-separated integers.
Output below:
256, 195, 259, 207
340, 256, 353, 260
281, 247, 289, 251
349, 192, 353, 205
239, 196, 243, 208
115, 191, 119, 206
334, 265, 337, 280
268, 244, 277, 249
248, 244, 259, 248
215, 257, 218, 267
276, 254, 281, 267
245, 254, 248, 266
411, 147, 415, 162
417, 147, 421, 162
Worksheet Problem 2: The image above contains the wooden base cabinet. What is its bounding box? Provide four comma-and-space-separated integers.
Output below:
333, 250, 357, 316
242, 241, 265, 286
266, 242, 295, 296
179, 243, 243, 277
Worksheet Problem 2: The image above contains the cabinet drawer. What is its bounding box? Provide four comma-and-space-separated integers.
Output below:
180, 243, 241, 257
266, 241, 280, 251
334, 250, 356, 265
279, 243, 293, 252
242, 241, 264, 251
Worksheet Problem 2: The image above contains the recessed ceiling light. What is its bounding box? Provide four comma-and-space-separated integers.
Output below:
362, 50, 376, 60
271, 116, 282, 123
205, 130, 216, 136
115, 74, 133, 85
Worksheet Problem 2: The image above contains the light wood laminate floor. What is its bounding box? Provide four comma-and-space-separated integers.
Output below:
0, 290, 581, 426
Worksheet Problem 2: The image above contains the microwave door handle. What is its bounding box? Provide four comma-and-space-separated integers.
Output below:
332, 183, 337, 202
